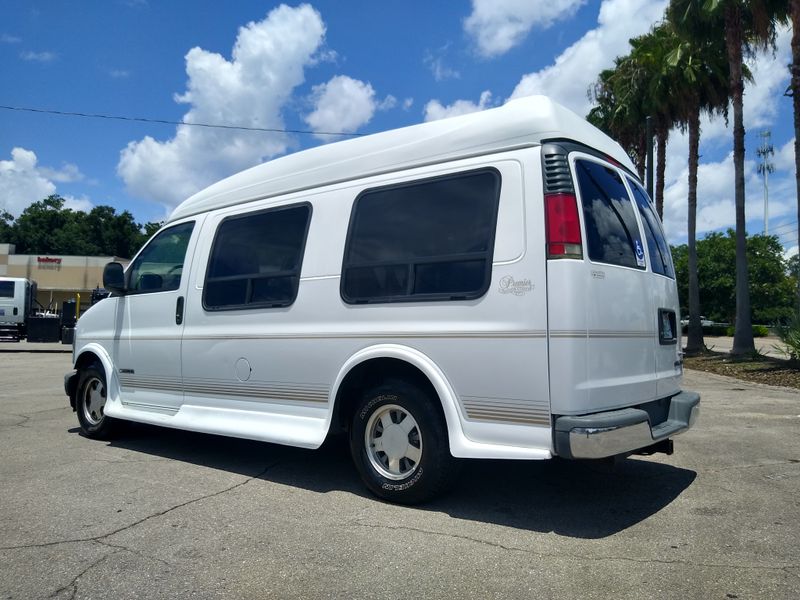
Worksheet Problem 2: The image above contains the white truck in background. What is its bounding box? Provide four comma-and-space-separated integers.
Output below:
0, 277, 36, 341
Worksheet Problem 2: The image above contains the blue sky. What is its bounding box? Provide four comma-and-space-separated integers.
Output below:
0, 0, 796, 253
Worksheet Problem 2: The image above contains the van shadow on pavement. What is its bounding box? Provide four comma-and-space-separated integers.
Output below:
83, 422, 696, 540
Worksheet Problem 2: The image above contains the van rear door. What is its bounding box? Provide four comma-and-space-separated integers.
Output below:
545, 147, 679, 417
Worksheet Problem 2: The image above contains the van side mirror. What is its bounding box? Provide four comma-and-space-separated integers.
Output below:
103, 262, 127, 294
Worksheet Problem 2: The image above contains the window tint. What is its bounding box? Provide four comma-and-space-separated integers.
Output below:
342, 169, 501, 303
575, 160, 645, 269
128, 221, 195, 293
0, 281, 14, 298
204, 204, 310, 310
628, 178, 675, 278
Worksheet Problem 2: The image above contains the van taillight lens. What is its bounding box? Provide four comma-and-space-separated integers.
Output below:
545, 192, 582, 258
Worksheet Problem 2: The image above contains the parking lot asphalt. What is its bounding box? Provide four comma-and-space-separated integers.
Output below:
0, 353, 798, 599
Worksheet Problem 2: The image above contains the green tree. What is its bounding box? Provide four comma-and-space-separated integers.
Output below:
0, 210, 15, 245
669, 0, 789, 355
673, 230, 795, 326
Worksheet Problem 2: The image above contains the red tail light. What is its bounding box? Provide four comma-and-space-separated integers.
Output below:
545, 192, 582, 258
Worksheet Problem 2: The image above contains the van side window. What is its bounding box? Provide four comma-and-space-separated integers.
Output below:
627, 178, 675, 278
0, 282, 13, 298
204, 204, 311, 310
575, 160, 645, 270
127, 221, 195, 293
342, 169, 501, 303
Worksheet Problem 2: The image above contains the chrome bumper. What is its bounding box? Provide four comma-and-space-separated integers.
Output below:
554, 391, 700, 459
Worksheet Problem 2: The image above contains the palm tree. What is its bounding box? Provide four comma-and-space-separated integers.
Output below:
659, 18, 735, 354
588, 60, 649, 179
627, 27, 680, 220
670, 0, 788, 355
790, 0, 800, 308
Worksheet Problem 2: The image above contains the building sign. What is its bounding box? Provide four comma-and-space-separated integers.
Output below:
37, 256, 63, 271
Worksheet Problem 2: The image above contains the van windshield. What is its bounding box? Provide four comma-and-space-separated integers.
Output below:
0, 281, 14, 298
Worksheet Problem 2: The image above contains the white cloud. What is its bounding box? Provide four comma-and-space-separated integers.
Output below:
20, 50, 56, 63
118, 4, 326, 208
1, 34, 21, 44
108, 69, 130, 79
39, 163, 85, 183
424, 47, 460, 81
510, 0, 667, 115
773, 138, 796, 172
465, 0, 587, 58
661, 151, 794, 243
304, 75, 379, 140
424, 90, 494, 122
377, 95, 397, 111
402, 98, 414, 111
0, 148, 91, 216
62, 196, 94, 213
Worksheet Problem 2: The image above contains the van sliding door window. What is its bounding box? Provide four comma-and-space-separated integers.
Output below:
342, 169, 501, 304
203, 204, 311, 310
575, 160, 645, 270
627, 178, 675, 278
127, 221, 195, 293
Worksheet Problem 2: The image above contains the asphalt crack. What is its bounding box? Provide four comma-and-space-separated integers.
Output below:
47, 549, 121, 600
0, 460, 280, 552
347, 520, 800, 574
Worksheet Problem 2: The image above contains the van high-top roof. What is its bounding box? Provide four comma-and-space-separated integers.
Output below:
168, 96, 637, 223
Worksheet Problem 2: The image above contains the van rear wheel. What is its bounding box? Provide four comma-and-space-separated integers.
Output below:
76, 362, 118, 439
349, 379, 459, 504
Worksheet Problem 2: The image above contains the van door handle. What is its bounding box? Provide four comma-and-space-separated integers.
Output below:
175, 296, 184, 325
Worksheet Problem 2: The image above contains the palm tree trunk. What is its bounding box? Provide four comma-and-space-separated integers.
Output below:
792, 0, 800, 310
726, 3, 755, 355
686, 101, 704, 354
656, 126, 668, 220
636, 133, 647, 181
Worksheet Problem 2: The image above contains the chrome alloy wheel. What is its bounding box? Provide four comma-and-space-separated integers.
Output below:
82, 376, 107, 426
365, 404, 423, 480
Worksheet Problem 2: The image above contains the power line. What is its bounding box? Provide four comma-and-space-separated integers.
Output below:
769, 220, 798, 235
0, 104, 365, 137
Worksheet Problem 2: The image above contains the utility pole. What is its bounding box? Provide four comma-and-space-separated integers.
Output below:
756, 130, 774, 234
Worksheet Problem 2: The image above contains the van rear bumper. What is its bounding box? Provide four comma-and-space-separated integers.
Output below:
553, 391, 700, 459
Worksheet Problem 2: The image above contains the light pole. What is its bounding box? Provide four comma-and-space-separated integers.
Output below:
756, 130, 774, 235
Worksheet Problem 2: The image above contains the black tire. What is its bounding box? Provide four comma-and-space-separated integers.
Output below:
76, 362, 118, 439
349, 378, 460, 504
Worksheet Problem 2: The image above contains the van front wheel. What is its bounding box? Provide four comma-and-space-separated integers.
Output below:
349, 379, 459, 504
76, 363, 118, 439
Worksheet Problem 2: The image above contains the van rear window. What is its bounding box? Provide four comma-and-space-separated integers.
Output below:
341, 169, 501, 303
627, 178, 675, 278
575, 160, 645, 270
0, 281, 14, 298
204, 204, 311, 310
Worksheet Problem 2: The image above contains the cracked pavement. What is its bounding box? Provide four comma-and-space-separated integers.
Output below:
0, 352, 798, 599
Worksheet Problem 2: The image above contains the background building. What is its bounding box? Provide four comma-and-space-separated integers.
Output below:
0, 243, 129, 312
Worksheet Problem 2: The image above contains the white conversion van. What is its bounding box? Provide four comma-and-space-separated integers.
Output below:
65, 96, 699, 503
0, 277, 35, 340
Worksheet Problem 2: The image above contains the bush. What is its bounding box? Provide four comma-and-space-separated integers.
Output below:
774, 313, 800, 361
752, 325, 770, 337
